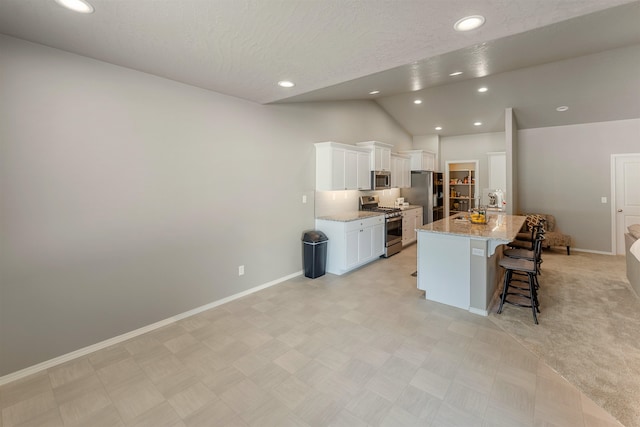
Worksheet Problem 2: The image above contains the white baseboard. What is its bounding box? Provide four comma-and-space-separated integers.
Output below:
571, 248, 614, 255
469, 307, 489, 316
0, 270, 302, 386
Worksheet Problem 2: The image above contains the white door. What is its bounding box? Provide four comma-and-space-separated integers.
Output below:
357, 152, 371, 190
345, 230, 359, 267
372, 223, 385, 256
614, 154, 640, 254
358, 227, 373, 261
488, 152, 506, 191
423, 152, 435, 171
331, 148, 346, 190
344, 150, 358, 190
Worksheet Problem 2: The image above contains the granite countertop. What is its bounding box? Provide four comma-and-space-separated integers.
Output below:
417, 212, 526, 241
316, 211, 384, 222
400, 205, 422, 211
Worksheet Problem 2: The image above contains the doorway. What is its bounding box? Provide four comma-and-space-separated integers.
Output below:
445, 160, 479, 217
612, 154, 640, 254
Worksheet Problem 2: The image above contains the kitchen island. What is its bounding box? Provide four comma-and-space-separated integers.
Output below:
416, 213, 526, 315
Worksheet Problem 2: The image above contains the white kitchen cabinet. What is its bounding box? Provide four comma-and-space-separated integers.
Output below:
400, 150, 437, 171
402, 207, 423, 246
316, 215, 385, 275
391, 153, 411, 188
344, 150, 358, 190
399, 156, 410, 188
356, 141, 393, 172
357, 151, 371, 190
315, 142, 371, 191
330, 146, 347, 189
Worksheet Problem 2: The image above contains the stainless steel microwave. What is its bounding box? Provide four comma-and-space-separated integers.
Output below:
372, 171, 391, 190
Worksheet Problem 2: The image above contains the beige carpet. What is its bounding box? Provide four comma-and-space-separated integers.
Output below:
488, 249, 640, 427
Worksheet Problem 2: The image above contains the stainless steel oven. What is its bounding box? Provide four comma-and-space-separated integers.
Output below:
360, 195, 403, 258
384, 215, 403, 257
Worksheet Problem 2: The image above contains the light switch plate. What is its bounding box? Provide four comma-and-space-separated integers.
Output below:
601, 197, 607, 203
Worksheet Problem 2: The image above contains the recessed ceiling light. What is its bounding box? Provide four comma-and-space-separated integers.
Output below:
474, 122, 482, 126
454, 15, 486, 32
435, 126, 443, 131
277, 80, 295, 88
478, 87, 488, 93
54, 0, 94, 13
449, 71, 463, 77
414, 99, 423, 105
369, 90, 380, 95
556, 106, 569, 112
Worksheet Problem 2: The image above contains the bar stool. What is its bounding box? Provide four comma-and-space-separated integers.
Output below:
497, 234, 544, 324
509, 221, 545, 251
504, 229, 545, 285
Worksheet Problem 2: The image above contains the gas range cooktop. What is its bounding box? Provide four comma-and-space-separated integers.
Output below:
359, 196, 403, 218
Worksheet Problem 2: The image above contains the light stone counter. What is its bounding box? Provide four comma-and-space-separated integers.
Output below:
316, 211, 383, 222
416, 213, 526, 316
400, 205, 422, 211
417, 212, 525, 244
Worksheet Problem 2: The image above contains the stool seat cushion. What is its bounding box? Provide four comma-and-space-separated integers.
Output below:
509, 240, 532, 249
504, 248, 535, 260
516, 232, 533, 241
499, 257, 536, 273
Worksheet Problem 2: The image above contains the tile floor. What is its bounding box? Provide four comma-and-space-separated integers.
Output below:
0, 245, 624, 426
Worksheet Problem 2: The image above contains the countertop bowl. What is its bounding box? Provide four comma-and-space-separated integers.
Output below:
470, 214, 488, 224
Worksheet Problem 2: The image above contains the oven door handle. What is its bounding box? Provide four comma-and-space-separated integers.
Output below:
387, 216, 402, 223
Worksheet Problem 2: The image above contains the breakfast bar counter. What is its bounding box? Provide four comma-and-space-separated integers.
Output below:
416, 213, 526, 315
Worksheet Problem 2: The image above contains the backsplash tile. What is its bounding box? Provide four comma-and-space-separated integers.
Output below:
314, 188, 401, 217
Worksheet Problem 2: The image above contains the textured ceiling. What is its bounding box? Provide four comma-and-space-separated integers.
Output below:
0, 0, 639, 136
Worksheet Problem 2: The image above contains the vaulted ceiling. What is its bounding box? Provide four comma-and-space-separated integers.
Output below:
1, 0, 639, 136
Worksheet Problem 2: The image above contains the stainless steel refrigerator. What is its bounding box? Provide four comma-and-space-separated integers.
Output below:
401, 171, 443, 225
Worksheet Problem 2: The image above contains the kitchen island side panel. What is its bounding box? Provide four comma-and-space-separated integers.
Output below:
417, 232, 470, 310
468, 239, 503, 315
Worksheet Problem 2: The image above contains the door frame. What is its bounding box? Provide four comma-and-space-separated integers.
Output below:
610, 153, 640, 255
445, 159, 480, 217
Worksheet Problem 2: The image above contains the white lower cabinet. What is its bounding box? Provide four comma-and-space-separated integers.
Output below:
402, 207, 423, 246
316, 215, 385, 275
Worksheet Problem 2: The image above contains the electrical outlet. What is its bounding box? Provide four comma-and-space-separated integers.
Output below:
238, 265, 244, 276
601, 197, 607, 204
471, 248, 485, 257
302, 195, 307, 203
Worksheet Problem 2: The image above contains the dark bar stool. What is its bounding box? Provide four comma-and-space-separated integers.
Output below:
504, 229, 545, 284
509, 220, 545, 251
497, 234, 545, 324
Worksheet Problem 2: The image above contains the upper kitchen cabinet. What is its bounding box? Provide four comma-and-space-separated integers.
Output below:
391, 153, 411, 188
315, 142, 372, 191
399, 150, 437, 171
356, 141, 392, 172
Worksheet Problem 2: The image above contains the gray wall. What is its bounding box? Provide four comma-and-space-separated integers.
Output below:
505, 108, 519, 215
0, 36, 412, 376
439, 120, 640, 252
440, 132, 507, 198
517, 119, 640, 253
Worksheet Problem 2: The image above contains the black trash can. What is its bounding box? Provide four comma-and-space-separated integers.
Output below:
302, 230, 328, 279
